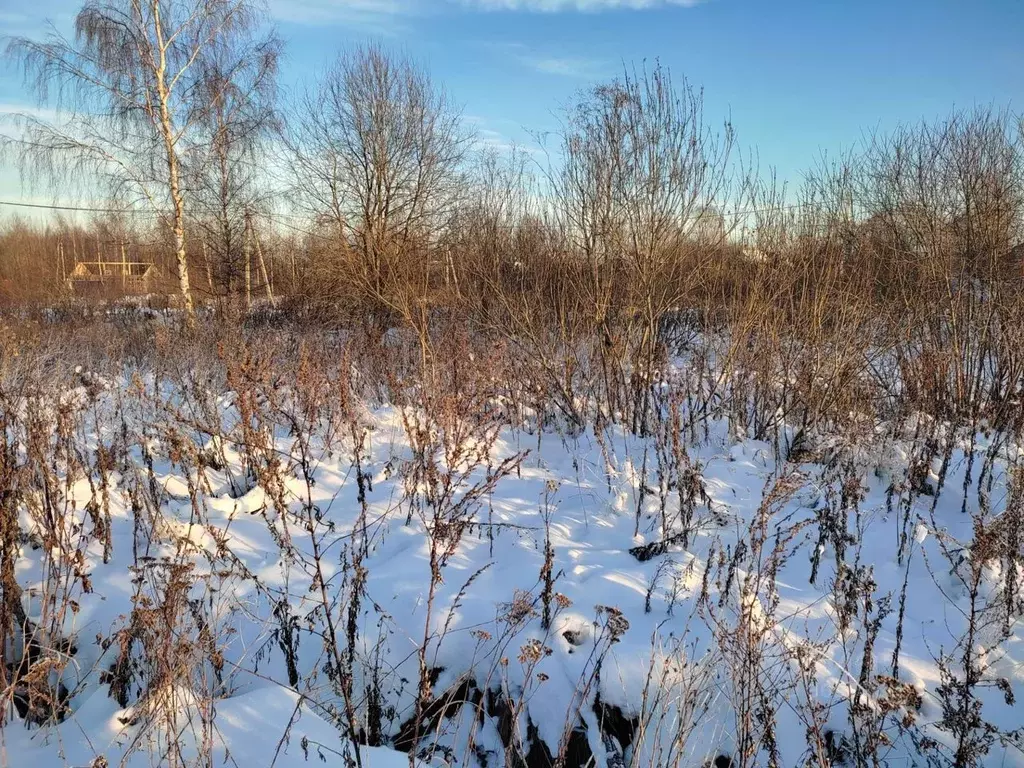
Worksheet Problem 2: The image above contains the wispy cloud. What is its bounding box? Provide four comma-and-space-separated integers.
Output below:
0, 11, 32, 27
463, 0, 702, 11
497, 43, 606, 79
269, 0, 701, 25
476, 126, 517, 152
525, 55, 604, 78
466, 115, 518, 153
266, 0, 415, 30
0, 103, 66, 125
465, 115, 544, 156
0, 104, 81, 183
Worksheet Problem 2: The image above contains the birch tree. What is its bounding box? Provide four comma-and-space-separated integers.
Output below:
2, 0, 274, 326
190, 24, 279, 296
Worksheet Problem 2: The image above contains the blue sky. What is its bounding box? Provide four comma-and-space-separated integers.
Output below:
1, 0, 1023, 204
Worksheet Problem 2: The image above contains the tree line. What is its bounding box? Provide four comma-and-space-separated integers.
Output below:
0, 0, 1023, 425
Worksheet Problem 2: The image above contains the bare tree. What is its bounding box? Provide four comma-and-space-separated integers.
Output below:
283, 44, 471, 335
190, 24, 280, 298
553, 62, 736, 430
2, 0, 275, 325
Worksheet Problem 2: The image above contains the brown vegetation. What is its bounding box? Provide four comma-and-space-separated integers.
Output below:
0, 25, 1023, 768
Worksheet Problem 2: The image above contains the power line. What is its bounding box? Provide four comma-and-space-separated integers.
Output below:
0, 199, 162, 215
1, 197, 830, 235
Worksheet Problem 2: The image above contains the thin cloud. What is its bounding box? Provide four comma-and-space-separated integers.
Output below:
272, 0, 701, 25
528, 55, 604, 78
465, 115, 543, 157
497, 43, 606, 79
0, 11, 32, 26
463, 0, 702, 11
466, 115, 517, 153
476, 129, 520, 154
0, 103, 65, 122
267, 0, 414, 29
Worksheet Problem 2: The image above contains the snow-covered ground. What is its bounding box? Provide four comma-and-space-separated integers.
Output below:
2, 363, 1022, 767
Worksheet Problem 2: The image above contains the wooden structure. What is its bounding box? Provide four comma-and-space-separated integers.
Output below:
68, 260, 163, 297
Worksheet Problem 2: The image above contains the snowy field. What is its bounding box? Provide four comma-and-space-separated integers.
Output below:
1, 349, 1022, 768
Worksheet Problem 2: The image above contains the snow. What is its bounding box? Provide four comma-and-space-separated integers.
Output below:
3, 686, 414, 768
914, 522, 929, 545
2, 367, 1022, 767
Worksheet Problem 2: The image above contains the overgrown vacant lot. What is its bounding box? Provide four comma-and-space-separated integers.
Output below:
1, 6, 1023, 763
0, 315, 1021, 768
